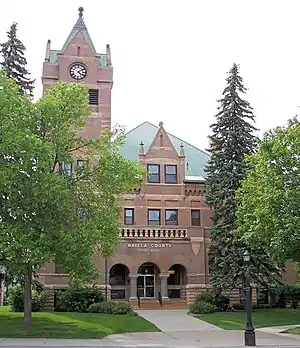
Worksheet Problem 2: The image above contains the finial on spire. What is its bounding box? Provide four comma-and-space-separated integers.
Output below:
139, 141, 145, 156
45, 39, 51, 62
106, 44, 112, 67
78, 7, 84, 17
159, 121, 163, 127
180, 142, 185, 156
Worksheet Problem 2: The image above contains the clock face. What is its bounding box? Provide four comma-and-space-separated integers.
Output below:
69, 63, 87, 80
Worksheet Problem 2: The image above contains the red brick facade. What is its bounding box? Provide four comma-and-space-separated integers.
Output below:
38, 7, 299, 309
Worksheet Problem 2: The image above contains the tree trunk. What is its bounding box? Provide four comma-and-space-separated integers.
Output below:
24, 262, 32, 326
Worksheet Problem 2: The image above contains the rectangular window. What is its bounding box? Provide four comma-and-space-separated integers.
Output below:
191, 210, 201, 226
164, 165, 177, 184
148, 209, 161, 225
124, 208, 134, 225
61, 162, 72, 175
77, 159, 86, 167
88, 89, 99, 105
76, 159, 87, 175
165, 209, 178, 225
77, 206, 88, 220
147, 164, 160, 183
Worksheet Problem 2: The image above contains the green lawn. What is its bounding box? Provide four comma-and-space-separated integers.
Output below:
197, 308, 300, 330
0, 306, 159, 338
285, 327, 300, 335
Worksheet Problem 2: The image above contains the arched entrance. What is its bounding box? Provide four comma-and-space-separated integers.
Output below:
167, 264, 187, 299
137, 263, 160, 299
109, 264, 129, 300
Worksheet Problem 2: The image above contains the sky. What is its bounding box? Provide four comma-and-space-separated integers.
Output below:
1, 0, 299, 151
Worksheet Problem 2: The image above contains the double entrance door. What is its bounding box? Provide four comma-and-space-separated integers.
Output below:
137, 274, 155, 298
137, 263, 156, 298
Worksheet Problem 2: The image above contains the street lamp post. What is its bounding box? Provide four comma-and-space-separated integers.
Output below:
243, 250, 256, 346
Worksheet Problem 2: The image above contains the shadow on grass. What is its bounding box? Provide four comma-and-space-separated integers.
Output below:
0, 314, 108, 338
0, 311, 159, 338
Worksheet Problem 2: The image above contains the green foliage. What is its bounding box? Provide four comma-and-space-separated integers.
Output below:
214, 294, 230, 311
196, 291, 230, 311
8, 284, 47, 312
88, 301, 137, 316
277, 283, 300, 308
189, 301, 216, 314
0, 71, 144, 324
0, 22, 35, 97
280, 283, 300, 299
196, 291, 215, 305
236, 118, 300, 264
205, 63, 282, 290
58, 284, 105, 313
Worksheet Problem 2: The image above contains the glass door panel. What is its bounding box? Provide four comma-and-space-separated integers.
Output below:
145, 275, 155, 298
137, 276, 145, 298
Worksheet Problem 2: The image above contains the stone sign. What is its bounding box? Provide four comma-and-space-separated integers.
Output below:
126, 243, 172, 252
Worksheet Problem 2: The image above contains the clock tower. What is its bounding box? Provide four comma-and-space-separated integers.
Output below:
42, 7, 113, 137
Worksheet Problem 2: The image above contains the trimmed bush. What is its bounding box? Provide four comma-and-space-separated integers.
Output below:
215, 294, 230, 311
189, 300, 216, 314
195, 291, 230, 312
8, 284, 47, 312
58, 284, 105, 312
88, 301, 137, 316
196, 291, 215, 305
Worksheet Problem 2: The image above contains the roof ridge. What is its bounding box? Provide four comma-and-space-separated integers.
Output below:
167, 130, 210, 156
123, 121, 155, 136
123, 120, 209, 156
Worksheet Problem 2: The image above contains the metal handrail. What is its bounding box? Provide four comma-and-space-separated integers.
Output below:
137, 293, 141, 308
158, 292, 163, 308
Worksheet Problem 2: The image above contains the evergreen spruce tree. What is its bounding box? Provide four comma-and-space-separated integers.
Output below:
205, 63, 282, 291
0, 22, 35, 97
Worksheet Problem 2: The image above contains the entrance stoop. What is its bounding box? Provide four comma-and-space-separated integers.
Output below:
130, 299, 188, 310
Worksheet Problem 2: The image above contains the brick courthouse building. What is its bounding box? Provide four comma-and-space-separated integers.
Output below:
39, 8, 299, 309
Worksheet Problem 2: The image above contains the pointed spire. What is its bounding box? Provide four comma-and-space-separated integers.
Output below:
180, 143, 185, 157
45, 39, 51, 62
74, 7, 87, 30
106, 44, 112, 66
61, 6, 97, 53
139, 141, 145, 156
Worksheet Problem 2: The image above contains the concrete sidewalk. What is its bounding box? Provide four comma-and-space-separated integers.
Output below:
136, 309, 222, 332
0, 330, 300, 347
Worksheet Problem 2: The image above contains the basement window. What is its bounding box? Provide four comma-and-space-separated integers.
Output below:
88, 89, 99, 105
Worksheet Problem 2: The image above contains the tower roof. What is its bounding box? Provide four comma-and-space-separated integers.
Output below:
46, 7, 109, 67
61, 7, 96, 54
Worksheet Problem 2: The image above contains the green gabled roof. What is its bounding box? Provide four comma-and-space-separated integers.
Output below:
119, 121, 210, 179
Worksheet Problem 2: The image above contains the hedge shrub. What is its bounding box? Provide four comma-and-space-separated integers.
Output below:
88, 301, 137, 316
58, 284, 105, 312
196, 291, 215, 305
195, 291, 230, 311
189, 300, 216, 314
9, 283, 47, 312
214, 294, 230, 311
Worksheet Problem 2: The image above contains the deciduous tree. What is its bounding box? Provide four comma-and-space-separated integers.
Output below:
236, 117, 300, 263
0, 72, 143, 326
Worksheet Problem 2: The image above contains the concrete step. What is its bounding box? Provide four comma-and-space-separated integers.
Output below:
139, 300, 162, 309
131, 299, 188, 310
164, 300, 188, 309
